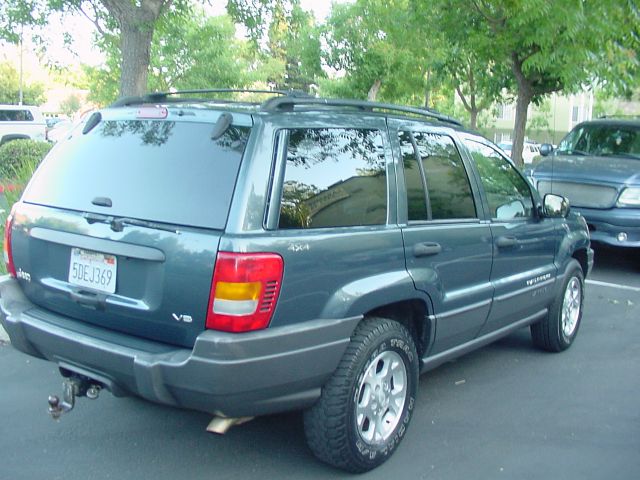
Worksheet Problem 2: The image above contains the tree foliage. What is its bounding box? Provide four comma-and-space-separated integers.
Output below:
81, 12, 259, 106
0, 61, 46, 105
410, 0, 637, 164
2, 0, 638, 150
2, 0, 194, 98
321, 0, 425, 102
227, 0, 324, 92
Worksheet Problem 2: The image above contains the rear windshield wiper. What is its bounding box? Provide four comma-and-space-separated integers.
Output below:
84, 212, 180, 234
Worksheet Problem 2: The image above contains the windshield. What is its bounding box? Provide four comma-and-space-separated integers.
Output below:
557, 123, 640, 159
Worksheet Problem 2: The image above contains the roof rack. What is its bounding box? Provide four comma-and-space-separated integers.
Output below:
597, 114, 640, 120
110, 89, 311, 108
260, 97, 463, 126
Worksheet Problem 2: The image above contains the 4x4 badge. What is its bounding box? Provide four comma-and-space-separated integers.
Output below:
172, 313, 193, 323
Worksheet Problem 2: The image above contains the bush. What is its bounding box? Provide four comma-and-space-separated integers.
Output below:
0, 139, 52, 180
0, 139, 51, 274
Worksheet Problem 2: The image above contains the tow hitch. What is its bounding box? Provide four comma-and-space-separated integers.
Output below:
48, 375, 102, 420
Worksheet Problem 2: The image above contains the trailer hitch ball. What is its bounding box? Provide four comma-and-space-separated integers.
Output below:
48, 376, 102, 420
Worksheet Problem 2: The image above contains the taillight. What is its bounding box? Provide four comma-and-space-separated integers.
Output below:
206, 252, 284, 333
3, 212, 16, 277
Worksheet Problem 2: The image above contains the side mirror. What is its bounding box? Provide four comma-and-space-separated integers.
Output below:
539, 143, 554, 157
543, 193, 570, 218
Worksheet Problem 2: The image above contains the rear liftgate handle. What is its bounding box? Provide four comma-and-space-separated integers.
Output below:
413, 242, 442, 257
70, 290, 107, 310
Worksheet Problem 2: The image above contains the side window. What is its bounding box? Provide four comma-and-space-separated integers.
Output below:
399, 130, 476, 221
0, 109, 33, 121
465, 140, 534, 220
398, 131, 428, 221
278, 128, 387, 229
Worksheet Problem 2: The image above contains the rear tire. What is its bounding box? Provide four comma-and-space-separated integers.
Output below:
531, 259, 584, 352
303, 317, 419, 472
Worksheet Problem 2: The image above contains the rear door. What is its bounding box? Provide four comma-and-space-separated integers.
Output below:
11, 108, 252, 347
461, 136, 558, 334
391, 121, 493, 354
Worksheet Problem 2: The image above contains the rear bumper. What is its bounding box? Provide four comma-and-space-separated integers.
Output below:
576, 206, 640, 248
0, 275, 359, 417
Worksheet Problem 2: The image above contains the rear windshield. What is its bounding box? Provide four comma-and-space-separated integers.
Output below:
23, 119, 250, 229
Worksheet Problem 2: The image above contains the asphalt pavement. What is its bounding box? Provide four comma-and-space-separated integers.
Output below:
1, 245, 638, 480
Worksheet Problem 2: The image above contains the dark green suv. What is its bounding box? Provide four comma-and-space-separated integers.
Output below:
0, 91, 593, 472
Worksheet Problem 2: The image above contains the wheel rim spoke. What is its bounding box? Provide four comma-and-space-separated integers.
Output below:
355, 350, 408, 446
561, 277, 581, 337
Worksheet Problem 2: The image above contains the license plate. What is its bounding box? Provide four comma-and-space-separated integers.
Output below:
68, 248, 117, 294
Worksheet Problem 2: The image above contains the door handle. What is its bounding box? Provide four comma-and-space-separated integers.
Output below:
413, 242, 442, 257
496, 235, 518, 248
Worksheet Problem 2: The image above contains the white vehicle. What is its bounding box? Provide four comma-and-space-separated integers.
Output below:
497, 141, 541, 164
0, 105, 47, 145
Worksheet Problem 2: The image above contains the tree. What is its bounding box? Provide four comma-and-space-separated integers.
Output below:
60, 93, 81, 116
82, 12, 255, 106
0, 1, 47, 43
2, 0, 192, 98
411, 4, 508, 129
321, 0, 424, 102
227, 0, 324, 92
469, 1, 632, 164
0, 61, 46, 105
410, 0, 637, 164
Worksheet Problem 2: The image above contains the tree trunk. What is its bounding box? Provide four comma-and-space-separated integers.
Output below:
510, 53, 533, 167
454, 83, 479, 130
368, 79, 382, 101
469, 109, 478, 130
100, 0, 168, 98
120, 24, 154, 97
511, 91, 532, 166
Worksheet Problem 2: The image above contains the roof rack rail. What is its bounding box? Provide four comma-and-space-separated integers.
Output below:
260, 97, 463, 126
597, 114, 640, 119
109, 89, 311, 108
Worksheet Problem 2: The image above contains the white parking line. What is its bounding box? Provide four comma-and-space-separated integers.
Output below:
586, 279, 640, 293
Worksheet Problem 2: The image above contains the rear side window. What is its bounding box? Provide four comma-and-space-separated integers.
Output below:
278, 128, 387, 229
0, 109, 34, 121
23, 119, 250, 229
399, 130, 476, 221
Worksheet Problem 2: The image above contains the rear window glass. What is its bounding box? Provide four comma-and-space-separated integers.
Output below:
23, 119, 250, 229
0, 109, 34, 121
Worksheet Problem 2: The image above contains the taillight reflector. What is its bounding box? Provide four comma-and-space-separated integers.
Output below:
206, 252, 284, 333
3, 212, 16, 277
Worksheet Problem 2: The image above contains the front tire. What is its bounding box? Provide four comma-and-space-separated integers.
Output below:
303, 317, 418, 472
531, 259, 584, 352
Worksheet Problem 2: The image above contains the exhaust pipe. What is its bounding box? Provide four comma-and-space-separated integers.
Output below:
206, 416, 254, 434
